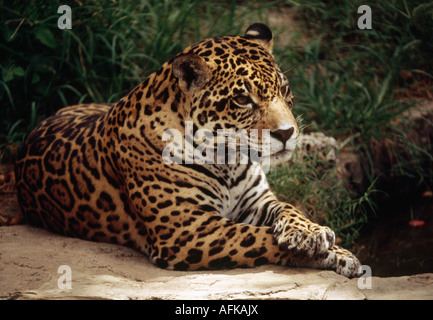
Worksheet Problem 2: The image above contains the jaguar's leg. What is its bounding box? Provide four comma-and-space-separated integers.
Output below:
140, 212, 295, 271
137, 208, 360, 277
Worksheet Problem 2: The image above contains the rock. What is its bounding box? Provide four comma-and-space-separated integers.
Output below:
1, 225, 432, 300
296, 132, 338, 163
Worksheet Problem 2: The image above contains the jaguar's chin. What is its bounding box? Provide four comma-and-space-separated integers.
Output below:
269, 148, 295, 166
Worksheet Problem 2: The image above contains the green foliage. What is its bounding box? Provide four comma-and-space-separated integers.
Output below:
287, 0, 433, 72
280, 0, 433, 185
267, 154, 377, 246
284, 0, 433, 131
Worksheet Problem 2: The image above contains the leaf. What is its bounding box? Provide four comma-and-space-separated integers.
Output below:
2, 66, 25, 82
2, 69, 14, 83
31, 73, 40, 84
12, 66, 25, 77
34, 26, 56, 48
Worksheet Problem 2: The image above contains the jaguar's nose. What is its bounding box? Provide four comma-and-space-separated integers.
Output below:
270, 127, 294, 146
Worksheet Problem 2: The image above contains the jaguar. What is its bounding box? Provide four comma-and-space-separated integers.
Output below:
15, 23, 361, 277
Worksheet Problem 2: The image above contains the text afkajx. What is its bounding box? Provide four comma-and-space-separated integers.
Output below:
175, 304, 258, 317
220, 304, 258, 316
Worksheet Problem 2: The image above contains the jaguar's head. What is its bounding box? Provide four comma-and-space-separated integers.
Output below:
171, 23, 299, 165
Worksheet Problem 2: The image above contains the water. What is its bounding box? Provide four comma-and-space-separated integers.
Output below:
356, 195, 433, 277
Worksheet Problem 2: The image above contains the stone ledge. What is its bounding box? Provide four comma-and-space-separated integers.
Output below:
0, 225, 432, 300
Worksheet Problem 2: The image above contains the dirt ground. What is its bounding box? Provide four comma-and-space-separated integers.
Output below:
0, 224, 432, 300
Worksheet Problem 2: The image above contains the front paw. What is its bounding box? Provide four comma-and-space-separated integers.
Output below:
317, 246, 362, 277
272, 215, 335, 257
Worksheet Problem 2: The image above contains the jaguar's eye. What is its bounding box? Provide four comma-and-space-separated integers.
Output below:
281, 84, 290, 98
234, 95, 252, 106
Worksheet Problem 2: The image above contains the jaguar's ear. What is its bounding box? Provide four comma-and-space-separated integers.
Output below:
244, 23, 273, 54
172, 54, 211, 93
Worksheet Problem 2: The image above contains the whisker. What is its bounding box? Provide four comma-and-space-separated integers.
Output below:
283, 65, 297, 74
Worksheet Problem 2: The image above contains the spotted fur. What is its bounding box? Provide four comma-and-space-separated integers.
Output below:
15, 23, 360, 277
